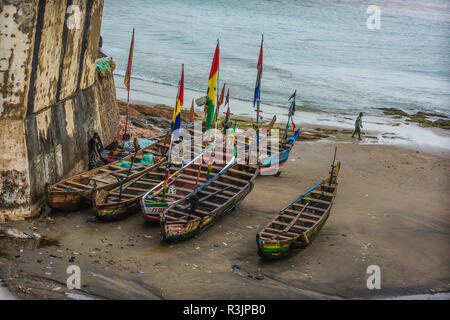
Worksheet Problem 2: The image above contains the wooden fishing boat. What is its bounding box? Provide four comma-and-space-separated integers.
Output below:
140, 126, 248, 222
100, 137, 160, 163
140, 118, 282, 224
157, 154, 259, 241
256, 150, 341, 258
258, 128, 300, 175
93, 128, 224, 221
46, 136, 169, 211
93, 159, 174, 221
100, 149, 128, 163
93, 136, 233, 221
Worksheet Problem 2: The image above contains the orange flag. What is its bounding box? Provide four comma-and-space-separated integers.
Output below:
124, 28, 135, 92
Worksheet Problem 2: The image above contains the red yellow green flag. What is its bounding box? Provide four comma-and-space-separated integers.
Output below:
205, 42, 219, 131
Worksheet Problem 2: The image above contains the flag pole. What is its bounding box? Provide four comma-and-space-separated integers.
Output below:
124, 89, 130, 135
214, 38, 220, 127
162, 64, 183, 199
256, 34, 263, 164
285, 93, 295, 141
207, 38, 220, 181
124, 27, 135, 137
195, 40, 219, 192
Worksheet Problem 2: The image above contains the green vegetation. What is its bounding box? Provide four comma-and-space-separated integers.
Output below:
378, 108, 450, 130
378, 108, 409, 117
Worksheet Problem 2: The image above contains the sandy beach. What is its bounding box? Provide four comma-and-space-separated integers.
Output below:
1, 118, 448, 299
2, 0, 449, 304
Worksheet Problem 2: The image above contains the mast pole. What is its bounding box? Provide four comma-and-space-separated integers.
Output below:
329, 146, 337, 188
256, 34, 263, 164
162, 64, 183, 199
285, 100, 291, 141
207, 38, 219, 181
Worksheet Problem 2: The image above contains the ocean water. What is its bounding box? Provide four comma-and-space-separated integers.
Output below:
100, 0, 450, 117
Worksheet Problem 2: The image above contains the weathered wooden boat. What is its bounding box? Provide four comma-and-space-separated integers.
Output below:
258, 90, 301, 175
100, 137, 158, 163
93, 160, 171, 221
46, 136, 169, 211
140, 125, 250, 222
256, 149, 341, 258
140, 119, 281, 224
157, 154, 259, 241
93, 136, 230, 221
258, 128, 300, 175
100, 149, 129, 163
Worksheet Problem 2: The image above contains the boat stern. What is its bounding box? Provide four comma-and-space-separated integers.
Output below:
46, 190, 86, 211
93, 190, 138, 221
256, 234, 292, 258
141, 199, 169, 223
160, 216, 201, 241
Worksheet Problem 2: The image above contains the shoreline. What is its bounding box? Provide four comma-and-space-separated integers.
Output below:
115, 91, 450, 159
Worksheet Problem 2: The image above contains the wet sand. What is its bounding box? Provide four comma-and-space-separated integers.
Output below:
1, 139, 449, 300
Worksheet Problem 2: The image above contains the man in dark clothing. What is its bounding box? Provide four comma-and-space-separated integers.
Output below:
88, 132, 104, 170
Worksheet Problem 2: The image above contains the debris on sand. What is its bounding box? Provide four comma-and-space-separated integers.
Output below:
3, 228, 41, 240
231, 265, 265, 280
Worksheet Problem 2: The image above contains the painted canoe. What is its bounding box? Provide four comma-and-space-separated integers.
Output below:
93, 133, 232, 221
258, 129, 300, 175
256, 153, 341, 258
92, 160, 175, 221
140, 123, 241, 222
46, 135, 169, 211
100, 138, 158, 163
100, 149, 129, 163
159, 156, 259, 241
140, 121, 280, 224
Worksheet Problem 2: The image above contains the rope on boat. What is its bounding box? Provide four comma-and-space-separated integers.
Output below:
281, 180, 325, 211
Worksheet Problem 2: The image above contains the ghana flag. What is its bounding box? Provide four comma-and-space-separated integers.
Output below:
205, 42, 219, 131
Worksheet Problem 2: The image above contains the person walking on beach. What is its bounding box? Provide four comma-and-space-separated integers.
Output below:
352, 112, 363, 140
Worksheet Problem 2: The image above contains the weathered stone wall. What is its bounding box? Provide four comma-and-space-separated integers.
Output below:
0, 0, 118, 221
96, 74, 119, 144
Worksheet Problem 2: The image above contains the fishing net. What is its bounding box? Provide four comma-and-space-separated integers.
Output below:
95, 57, 116, 78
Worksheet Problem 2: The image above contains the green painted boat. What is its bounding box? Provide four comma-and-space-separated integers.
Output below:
256, 148, 341, 259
